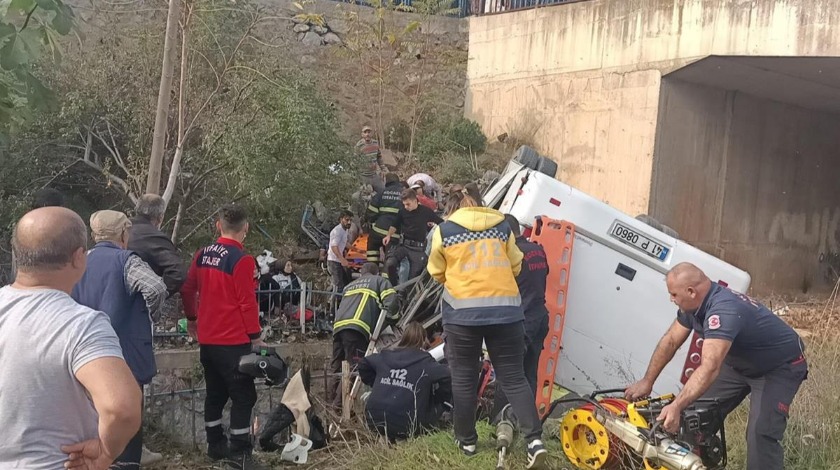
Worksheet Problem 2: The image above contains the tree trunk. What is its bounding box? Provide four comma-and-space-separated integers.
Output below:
409, 115, 417, 158
376, 13, 385, 144
161, 145, 182, 206
161, 0, 191, 209
171, 198, 186, 244
147, 0, 181, 195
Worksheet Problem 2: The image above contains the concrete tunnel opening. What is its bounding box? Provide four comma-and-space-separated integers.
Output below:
649, 56, 840, 293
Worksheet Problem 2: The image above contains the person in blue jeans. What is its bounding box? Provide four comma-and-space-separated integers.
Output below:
427, 189, 548, 469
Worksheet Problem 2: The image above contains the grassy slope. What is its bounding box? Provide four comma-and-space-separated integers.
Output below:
344, 300, 840, 470
347, 421, 569, 470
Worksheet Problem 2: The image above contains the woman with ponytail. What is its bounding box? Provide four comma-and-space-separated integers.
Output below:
426, 187, 547, 468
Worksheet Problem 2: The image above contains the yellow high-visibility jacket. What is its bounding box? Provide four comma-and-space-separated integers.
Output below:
427, 207, 524, 326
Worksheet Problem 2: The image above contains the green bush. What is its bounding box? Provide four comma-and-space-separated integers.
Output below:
436, 150, 478, 185
449, 116, 487, 155
216, 73, 356, 240
415, 114, 487, 165
386, 119, 412, 152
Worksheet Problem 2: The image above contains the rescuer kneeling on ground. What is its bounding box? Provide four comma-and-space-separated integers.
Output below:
358, 321, 452, 442
625, 262, 808, 470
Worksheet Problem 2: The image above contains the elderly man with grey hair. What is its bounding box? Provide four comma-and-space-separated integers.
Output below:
128, 193, 187, 297
0, 207, 141, 469
72, 210, 168, 468
129, 194, 185, 465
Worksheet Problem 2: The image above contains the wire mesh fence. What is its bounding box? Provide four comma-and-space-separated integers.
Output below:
154, 285, 341, 343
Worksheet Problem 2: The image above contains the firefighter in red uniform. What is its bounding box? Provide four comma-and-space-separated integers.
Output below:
181, 204, 268, 470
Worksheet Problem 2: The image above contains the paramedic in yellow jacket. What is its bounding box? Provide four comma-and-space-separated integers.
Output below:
426, 189, 548, 470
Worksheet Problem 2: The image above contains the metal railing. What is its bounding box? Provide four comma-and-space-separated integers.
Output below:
322, 0, 472, 17
145, 360, 344, 449
155, 267, 436, 342
154, 284, 339, 341
474, 0, 579, 16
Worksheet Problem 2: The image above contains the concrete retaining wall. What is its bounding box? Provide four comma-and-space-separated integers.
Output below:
651, 79, 840, 291
466, 0, 840, 290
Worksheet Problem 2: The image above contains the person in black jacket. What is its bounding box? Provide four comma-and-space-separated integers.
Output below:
257, 265, 281, 322
492, 214, 550, 418
128, 194, 187, 298
358, 322, 452, 443
383, 189, 443, 284
365, 173, 404, 267
272, 260, 302, 309
126, 193, 186, 465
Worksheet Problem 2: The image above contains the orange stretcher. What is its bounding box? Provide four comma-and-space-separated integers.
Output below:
529, 216, 576, 419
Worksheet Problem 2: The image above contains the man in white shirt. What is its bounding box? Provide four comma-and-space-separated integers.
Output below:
327, 210, 354, 293
0, 206, 141, 470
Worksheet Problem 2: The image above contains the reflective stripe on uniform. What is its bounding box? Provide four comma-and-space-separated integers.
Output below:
230, 427, 251, 435
344, 288, 383, 309
345, 288, 381, 297
335, 283, 391, 335
372, 226, 390, 236
353, 293, 369, 320
334, 318, 372, 335
371, 228, 401, 239
205, 419, 223, 427
367, 205, 380, 213
379, 207, 399, 213
442, 289, 521, 309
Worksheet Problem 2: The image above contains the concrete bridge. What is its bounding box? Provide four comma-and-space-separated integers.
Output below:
465, 0, 840, 292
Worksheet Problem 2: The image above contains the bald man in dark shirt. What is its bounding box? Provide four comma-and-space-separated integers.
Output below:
625, 262, 807, 470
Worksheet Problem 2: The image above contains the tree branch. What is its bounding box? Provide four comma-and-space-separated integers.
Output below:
21, 5, 38, 31
192, 161, 228, 187
90, 126, 131, 178
195, 12, 226, 66
77, 158, 139, 204
161, 0, 193, 208
105, 120, 129, 172
181, 14, 259, 138
177, 191, 248, 245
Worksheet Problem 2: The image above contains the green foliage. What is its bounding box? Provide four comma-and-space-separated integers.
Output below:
0, 0, 74, 140
213, 72, 356, 241
415, 114, 487, 165
0, 0, 355, 271
386, 119, 412, 152
399, 0, 462, 17
436, 149, 478, 184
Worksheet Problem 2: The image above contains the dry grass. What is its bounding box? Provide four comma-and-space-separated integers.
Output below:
722, 292, 840, 469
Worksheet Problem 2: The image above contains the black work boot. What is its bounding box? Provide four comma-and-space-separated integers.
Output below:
207, 439, 231, 462
225, 451, 269, 470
